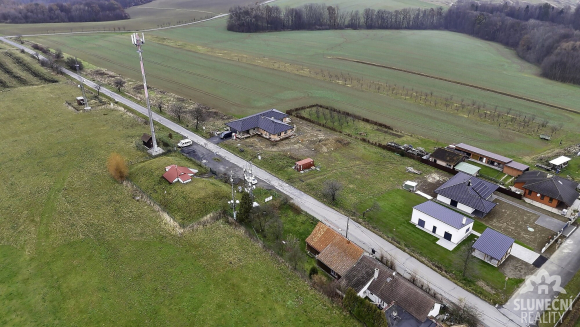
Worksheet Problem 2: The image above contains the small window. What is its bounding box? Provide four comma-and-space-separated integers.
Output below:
466, 227, 470, 234
527, 190, 532, 196
549, 198, 553, 203
540, 195, 545, 200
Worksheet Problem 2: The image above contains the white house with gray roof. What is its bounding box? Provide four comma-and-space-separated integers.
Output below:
225, 109, 295, 141
411, 201, 474, 244
472, 228, 514, 267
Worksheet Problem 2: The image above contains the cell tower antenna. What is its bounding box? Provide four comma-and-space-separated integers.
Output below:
131, 32, 163, 156
74, 57, 90, 111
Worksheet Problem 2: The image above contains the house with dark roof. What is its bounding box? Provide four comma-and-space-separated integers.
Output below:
514, 171, 579, 210
305, 222, 364, 279
339, 256, 441, 324
472, 228, 514, 267
411, 201, 474, 244
225, 109, 295, 141
452, 143, 529, 177
435, 172, 499, 217
429, 148, 464, 169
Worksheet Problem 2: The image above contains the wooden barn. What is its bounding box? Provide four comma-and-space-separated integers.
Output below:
141, 133, 153, 148
295, 158, 314, 171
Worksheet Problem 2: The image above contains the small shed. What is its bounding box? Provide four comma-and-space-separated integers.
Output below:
295, 158, 314, 172
549, 156, 571, 170
454, 162, 481, 176
472, 228, 514, 267
141, 133, 153, 148
403, 181, 418, 192
76, 97, 85, 105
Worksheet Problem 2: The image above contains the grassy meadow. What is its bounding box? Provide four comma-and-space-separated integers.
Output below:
26, 16, 580, 156
0, 80, 358, 326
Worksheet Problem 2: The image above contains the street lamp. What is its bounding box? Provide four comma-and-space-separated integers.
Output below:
131, 33, 163, 156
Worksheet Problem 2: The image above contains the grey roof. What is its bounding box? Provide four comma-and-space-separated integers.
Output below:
413, 201, 473, 230
455, 143, 512, 163
368, 265, 437, 322
505, 161, 529, 171
430, 148, 464, 166
226, 109, 291, 135
516, 171, 579, 206
473, 228, 514, 261
435, 172, 499, 214
385, 304, 437, 327
339, 255, 392, 294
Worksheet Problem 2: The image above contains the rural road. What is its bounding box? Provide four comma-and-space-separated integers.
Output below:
1, 36, 520, 327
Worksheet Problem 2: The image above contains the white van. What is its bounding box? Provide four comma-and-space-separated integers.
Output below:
177, 139, 193, 148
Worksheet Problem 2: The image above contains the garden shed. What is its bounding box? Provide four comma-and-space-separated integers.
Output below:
295, 158, 314, 171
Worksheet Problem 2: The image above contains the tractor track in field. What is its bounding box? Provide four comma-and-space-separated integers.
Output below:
329, 56, 580, 115
103, 38, 274, 99
44, 38, 244, 108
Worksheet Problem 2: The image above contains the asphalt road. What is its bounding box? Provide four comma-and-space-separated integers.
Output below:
0, 36, 521, 327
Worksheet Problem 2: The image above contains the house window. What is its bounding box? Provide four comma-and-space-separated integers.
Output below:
540, 195, 545, 200
527, 190, 532, 196
549, 198, 553, 203
466, 227, 470, 234
418, 219, 425, 228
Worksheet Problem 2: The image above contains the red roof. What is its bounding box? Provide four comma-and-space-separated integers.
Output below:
296, 158, 313, 165
163, 165, 196, 184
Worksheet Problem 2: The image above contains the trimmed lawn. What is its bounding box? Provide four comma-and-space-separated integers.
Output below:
358, 189, 523, 304
129, 154, 231, 226
0, 82, 358, 326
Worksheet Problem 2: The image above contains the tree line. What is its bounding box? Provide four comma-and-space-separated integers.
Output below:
0, 0, 152, 23
227, 4, 444, 32
227, 1, 580, 85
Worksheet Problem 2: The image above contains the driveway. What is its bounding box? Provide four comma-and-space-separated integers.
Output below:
0, 37, 520, 327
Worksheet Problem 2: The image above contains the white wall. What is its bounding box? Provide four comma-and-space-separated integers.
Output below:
411, 209, 473, 244
436, 195, 476, 214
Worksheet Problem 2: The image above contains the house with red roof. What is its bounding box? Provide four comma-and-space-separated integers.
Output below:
163, 165, 197, 184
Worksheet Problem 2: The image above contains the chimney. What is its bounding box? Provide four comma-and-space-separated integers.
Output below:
467, 180, 472, 187
463, 217, 467, 225
374, 268, 379, 280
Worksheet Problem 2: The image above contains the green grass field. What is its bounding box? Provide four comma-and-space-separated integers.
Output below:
25, 16, 580, 156
0, 0, 246, 35
358, 189, 523, 304
0, 80, 358, 326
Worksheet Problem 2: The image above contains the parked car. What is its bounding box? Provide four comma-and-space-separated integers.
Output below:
177, 139, 192, 147
220, 131, 233, 139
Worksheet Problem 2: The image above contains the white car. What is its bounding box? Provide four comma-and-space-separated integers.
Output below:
177, 139, 192, 147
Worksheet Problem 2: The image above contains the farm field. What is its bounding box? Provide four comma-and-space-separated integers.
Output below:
26, 17, 580, 156
0, 79, 358, 326
0, 0, 247, 36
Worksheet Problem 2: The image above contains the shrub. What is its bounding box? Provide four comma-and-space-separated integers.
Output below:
107, 152, 128, 182
309, 266, 319, 278
343, 288, 388, 327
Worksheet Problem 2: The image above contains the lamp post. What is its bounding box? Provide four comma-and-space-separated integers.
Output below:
131, 33, 163, 156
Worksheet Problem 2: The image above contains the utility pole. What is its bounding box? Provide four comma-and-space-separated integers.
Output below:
74, 57, 90, 111
230, 171, 236, 220
131, 33, 163, 156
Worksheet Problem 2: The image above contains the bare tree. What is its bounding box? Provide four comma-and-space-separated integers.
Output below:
113, 78, 125, 92
285, 235, 305, 269
155, 99, 164, 113
322, 180, 343, 203
170, 103, 186, 122
191, 106, 205, 130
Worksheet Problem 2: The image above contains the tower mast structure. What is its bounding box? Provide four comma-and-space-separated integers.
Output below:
74, 57, 90, 111
131, 33, 163, 156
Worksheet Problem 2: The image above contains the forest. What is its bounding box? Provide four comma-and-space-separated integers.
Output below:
0, 0, 152, 23
227, 1, 580, 84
